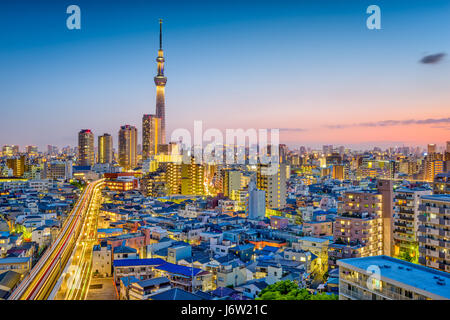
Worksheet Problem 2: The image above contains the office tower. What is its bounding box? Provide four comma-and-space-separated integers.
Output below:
154, 19, 167, 145
417, 194, 450, 272
118, 125, 138, 170
427, 144, 437, 155
142, 114, 161, 159
279, 144, 288, 163
2, 145, 16, 157
247, 179, 266, 220
25, 145, 38, 156
393, 187, 432, 261
256, 163, 287, 209
47, 145, 58, 156
78, 129, 95, 166
221, 169, 242, 197
98, 133, 113, 164
447, 141, 450, 153
323, 145, 333, 156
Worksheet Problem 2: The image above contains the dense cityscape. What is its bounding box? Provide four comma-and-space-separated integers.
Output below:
1, 7, 450, 302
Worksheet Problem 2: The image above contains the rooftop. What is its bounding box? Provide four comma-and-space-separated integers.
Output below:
421, 194, 450, 203
338, 255, 450, 299
113, 258, 165, 267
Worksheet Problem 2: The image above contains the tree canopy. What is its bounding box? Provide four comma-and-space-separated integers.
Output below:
256, 280, 338, 300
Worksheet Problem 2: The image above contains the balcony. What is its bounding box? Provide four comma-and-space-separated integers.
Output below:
417, 225, 427, 233
426, 260, 439, 269
426, 249, 439, 258
397, 215, 414, 222
439, 229, 450, 237
439, 240, 450, 249
426, 238, 439, 246
429, 218, 441, 225
339, 277, 410, 300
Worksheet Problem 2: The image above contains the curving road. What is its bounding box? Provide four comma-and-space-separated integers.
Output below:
8, 179, 104, 300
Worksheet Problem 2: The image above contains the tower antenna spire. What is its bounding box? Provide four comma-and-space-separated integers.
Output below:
159, 19, 163, 50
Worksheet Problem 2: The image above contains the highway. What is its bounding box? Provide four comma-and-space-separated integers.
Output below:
53, 182, 102, 300
8, 179, 104, 300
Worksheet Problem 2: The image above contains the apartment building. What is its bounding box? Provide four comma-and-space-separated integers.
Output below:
417, 194, 450, 273
393, 187, 431, 260
338, 255, 450, 300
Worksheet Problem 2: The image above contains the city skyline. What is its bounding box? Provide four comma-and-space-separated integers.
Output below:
0, 0, 449, 150
0, 1, 449, 303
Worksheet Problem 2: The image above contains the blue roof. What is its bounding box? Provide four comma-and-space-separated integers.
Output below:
298, 236, 329, 243
98, 228, 123, 234
231, 244, 255, 251
338, 255, 450, 299
134, 277, 170, 288
261, 246, 279, 253
120, 275, 139, 287
0, 257, 31, 264
73, 166, 91, 171
421, 194, 450, 202
155, 262, 203, 277
150, 288, 204, 300
113, 258, 165, 267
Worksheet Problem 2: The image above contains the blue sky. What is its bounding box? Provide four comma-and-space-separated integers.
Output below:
0, 0, 449, 150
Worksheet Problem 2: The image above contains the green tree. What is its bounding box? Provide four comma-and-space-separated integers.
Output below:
256, 280, 338, 300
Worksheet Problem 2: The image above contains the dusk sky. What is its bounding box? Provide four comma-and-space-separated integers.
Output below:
0, 0, 449, 151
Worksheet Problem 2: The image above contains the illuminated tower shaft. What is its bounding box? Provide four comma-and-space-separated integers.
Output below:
154, 19, 167, 144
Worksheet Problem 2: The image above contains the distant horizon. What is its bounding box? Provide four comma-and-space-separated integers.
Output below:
1, 0, 449, 150
2, 138, 447, 154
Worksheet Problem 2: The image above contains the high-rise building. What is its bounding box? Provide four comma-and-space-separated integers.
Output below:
425, 160, 444, 182
434, 173, 450, 194
142, 114, 161, 159
44, 160, 73, 180
256, 163, 287, 209
332, 164, 345, 180
25, 145, 38, 156
6, 156, 26, 177
181, 157, 205, 195
78, 129, 94, 166
247, 179, 266, 220
377, 179, 394, 257
427, 144, 437, 155
335, 191, 384, 257
166, 162, 182, 194
338, 255, 450, 300
154, 19, 167, 145
417, 194, 450, 273
446, 141, 450, 153
393, 187, 432, 261
2, 145, 18, 157
98, 133, 113, 164
118, 125, 138, 170
221, 169, 242, 197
